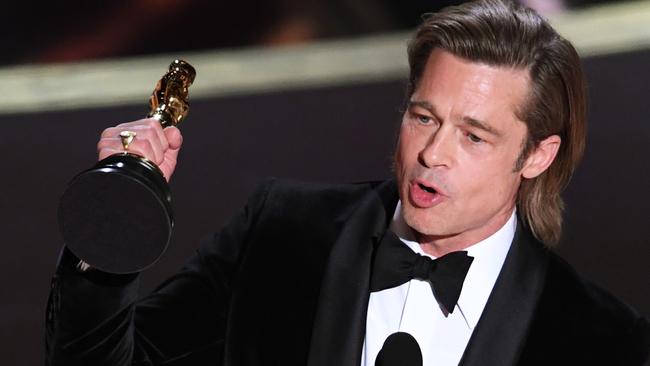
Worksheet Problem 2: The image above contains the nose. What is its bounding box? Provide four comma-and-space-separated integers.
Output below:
418, 125, 454, 168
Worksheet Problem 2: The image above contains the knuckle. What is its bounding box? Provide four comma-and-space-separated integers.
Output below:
140, 140, 159, 162
100, 127, 116, 138
141, 138, 153, 153
98, 148, 117, 160
96, 138, 114, 150
115, 121, 134, 129
145, 119, 161, 131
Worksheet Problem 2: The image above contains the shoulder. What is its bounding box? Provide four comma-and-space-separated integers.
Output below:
193, 178, 394, 281
544, 252, 647, 334
250, 177, 390, 223
522, 251, 650, 364
257, 177, 386, 202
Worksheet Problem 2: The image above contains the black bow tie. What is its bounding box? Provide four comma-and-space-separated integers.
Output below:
370, 230, 474, 314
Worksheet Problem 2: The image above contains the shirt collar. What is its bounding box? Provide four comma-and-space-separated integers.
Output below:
389, 201, 516, 329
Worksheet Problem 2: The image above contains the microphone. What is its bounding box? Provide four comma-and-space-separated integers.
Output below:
375, 332, 423, 366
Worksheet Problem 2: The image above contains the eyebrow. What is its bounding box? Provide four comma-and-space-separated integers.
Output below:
408, 99, 503, 137
407, 100, 436, 115
463, 116, 503, 137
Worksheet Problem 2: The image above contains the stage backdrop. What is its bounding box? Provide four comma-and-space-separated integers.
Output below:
0, 49, 648, 365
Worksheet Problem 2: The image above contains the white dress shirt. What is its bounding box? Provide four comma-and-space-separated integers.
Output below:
361, 202, 516, 366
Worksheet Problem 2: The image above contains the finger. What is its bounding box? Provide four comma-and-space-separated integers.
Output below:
101, 119, 153, 139
100, 126, 120, 139
126, 138, 158, 163
119, 118, 168, 152
163, 126, 183, 150
100, 123, 161, 158
98, 147, 123, 161
111, 126, 163, 164
114, 118, 160, 130
97, 136, 158, 163
158, 151, 178, 182
128, 129, 164, 164
105, 119, 167, 157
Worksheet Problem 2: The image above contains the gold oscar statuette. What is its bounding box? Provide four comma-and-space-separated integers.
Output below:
58, 60, 196, 274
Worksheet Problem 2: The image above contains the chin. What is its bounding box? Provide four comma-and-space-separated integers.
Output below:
401, 204, 446, 237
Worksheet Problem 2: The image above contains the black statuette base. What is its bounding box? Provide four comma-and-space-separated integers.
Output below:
58, 154, 173, 274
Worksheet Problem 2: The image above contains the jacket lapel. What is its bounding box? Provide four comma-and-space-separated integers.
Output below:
459, 220, 549, 366
307, 180, 397, 366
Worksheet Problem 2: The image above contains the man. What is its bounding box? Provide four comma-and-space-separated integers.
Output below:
46, 0, 650, 365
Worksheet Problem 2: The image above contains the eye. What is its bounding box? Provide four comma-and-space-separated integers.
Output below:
407, 109, 437, 126
418, 115, 432, 124
467, 132, 483, 143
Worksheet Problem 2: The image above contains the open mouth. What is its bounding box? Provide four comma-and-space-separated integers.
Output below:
409, 180, 444, 208
418, 182, 437, 194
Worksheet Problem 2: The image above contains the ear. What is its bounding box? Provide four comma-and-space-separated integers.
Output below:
521, 135, 561, 179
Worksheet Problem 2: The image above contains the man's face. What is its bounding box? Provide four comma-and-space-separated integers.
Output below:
395, 49, 531, 250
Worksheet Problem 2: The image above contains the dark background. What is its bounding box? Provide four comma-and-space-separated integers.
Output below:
1, 0, 649, 365
0, 0, 614, 67
1, 48, 649, 365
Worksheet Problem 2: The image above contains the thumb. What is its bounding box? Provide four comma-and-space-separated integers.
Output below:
164, 126, 183, 150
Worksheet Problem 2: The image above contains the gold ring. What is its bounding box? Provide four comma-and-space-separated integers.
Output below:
119, 131, 137, 151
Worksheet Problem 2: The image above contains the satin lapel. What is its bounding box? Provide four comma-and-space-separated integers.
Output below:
307, 180, 398, 366
459, 220, 549, 366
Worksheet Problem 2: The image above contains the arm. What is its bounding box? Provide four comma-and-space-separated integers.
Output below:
46, 118, 273, 365
46, 178, 273, 365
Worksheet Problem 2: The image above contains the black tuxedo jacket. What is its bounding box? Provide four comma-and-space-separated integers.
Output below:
46, 178, 650, 365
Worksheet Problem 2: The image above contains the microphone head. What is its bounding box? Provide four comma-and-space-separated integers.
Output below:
375, 331, 422, 366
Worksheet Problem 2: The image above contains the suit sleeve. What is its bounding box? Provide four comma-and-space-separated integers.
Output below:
45, 178, 275, 366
